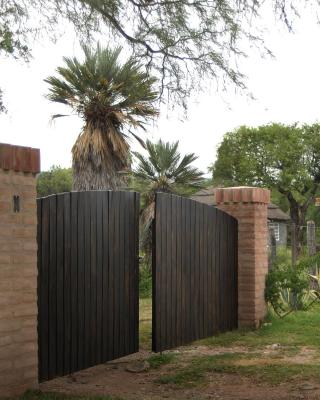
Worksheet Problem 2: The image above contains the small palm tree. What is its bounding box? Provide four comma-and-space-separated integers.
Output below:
132, 139, 205, 258
45, 44, 158, 190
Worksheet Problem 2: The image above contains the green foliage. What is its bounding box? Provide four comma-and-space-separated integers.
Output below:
45, 44, 158, 124
147, 353, 176, 369
265, 262, 310, 316
265, 253, 320, 317
157, 353, 320, 387
132, 139, 204, 259
133, 139, 205, 197
211, 123, 320, 254
37, 166, 72, 197
139, 262, 152, 299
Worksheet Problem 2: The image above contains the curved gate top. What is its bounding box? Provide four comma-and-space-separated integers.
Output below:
37, 191, 140, 382
152, 193, 238, 352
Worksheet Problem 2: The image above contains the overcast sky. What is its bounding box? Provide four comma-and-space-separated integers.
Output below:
1, 10, 320, 176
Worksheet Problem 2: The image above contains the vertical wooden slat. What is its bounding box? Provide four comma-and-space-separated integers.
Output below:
180, 197, 186, 345
102, 191, 110, 360
90, 191, 97, 366
70, 192, 78, 373
171, 195, 177, 348
96, 191, 103, 364
56, 195, 64, 376
134, 192, 140, 352
207, 207, 213, 335
113, 191, 120, 358
84, 193, 91, 366
48, 195, 57, 380
108, 191, 115, 359
203, 204, 208, 338
118, 192, 125, 357
77, 192, 85, 370
63, 193, 71, 375
176, 196, 182, 347
129, 192, 136, 354
160, 194, 167, 350
166, 194, 172, 349
190, 200, 197, 340
194, 201, 201, 341
123, 192, 130, 356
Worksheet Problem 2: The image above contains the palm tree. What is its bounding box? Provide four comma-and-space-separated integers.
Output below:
45, 44, 158, 190
132, 139, 205, 259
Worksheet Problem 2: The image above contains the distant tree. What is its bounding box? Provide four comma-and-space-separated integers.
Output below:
132, 139, 204, 258
37, 166, 72, 197
1, 0, 319, 110
211, 123, 320, 255
45, 44, 158, 190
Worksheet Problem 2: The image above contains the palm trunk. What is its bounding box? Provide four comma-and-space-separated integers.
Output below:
71, 126, 129, 191
72, 159, 126, 190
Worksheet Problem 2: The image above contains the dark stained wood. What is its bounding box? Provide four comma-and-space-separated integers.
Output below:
48, 195, 57, 379
70, 192, 78, 373
56, 194, 64, 377
63, 193, 71, 375
37, 190, 140, 382
152, 193, 238, 353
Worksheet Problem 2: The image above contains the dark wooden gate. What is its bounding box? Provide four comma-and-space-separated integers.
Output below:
152, 193, 238, 352
37, 191, 139, 382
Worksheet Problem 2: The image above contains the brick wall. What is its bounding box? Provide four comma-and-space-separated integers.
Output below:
0, 143, 40, 396
215, 186, 270, 328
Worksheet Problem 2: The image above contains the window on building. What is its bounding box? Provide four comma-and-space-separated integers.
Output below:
269, 222, 280, 241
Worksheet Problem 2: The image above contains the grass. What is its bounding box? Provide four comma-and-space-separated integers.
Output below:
158, 353, 320, 387
199, 304, 320, 350
8, 301, 320, 397
139, 298, 152, 350
3, 390, 123, 400
137, 300, 320, 387
147, 353, 177, 369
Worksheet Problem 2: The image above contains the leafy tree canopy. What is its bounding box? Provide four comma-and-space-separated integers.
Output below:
1, 0, 318, 110
211, 123, 320, 252
37, 165, 72, 197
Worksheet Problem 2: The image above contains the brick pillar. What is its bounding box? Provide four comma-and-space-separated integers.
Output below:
215, 186, 270, 328
0, 143, 40, 396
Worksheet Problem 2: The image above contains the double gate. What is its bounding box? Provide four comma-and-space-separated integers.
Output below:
37, 190, 237, 382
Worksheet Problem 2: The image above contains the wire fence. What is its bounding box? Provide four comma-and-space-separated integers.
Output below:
268, 221, 318, 269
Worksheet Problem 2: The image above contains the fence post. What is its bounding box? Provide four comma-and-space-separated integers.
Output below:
0, 143, 40, 396
269, 227, 277, 269
307, 220, 316, 256
215, 186, 270, 328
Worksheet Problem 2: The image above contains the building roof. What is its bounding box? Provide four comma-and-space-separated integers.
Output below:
267, 203, 291, 221
191, 186, 291, 222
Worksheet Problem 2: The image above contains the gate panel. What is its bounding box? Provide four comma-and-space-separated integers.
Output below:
152, 193, 238, 352
37, 191, 139, 382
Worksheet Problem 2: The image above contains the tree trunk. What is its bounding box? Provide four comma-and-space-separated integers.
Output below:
289, 204, 306, 257
71, 126, 129, 191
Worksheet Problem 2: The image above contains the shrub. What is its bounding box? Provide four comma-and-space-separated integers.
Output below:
265, 253, 320, 317
139, 262, 152, 298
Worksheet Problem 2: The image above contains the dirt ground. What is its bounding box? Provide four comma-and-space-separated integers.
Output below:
40, 346, 320, 400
